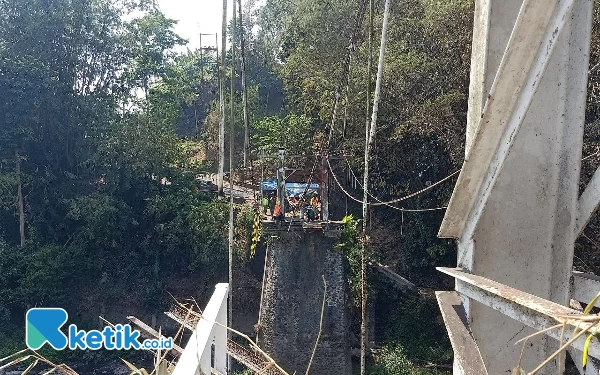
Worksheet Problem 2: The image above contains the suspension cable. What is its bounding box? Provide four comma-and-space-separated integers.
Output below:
327, 156, 456, 212
344, 158, 453, 211
341, 155, 459, 206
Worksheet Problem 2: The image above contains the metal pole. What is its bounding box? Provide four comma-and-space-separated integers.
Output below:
218, 1, 227, 195
215, 34, 219, 78
199, 33, 203, 81
238, 0, 250, 168
260, 152, 264, 216
321, 153, 329, 222
278, 148, 286, 218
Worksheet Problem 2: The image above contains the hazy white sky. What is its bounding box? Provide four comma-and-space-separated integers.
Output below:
157, 0, 262, 51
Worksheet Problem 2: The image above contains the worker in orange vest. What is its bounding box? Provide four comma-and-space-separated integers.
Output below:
273, 201, 283, 225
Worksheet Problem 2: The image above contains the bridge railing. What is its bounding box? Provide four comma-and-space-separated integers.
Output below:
172, 283, 229, 375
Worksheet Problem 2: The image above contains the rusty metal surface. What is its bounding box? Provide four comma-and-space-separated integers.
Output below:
436, 291, 488, 375
227, 340, 287, 375
127, 316, 184, 355
166, 305, 287, 374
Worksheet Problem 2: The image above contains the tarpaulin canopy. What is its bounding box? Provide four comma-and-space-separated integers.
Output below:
259, 179, 277, 191
259, 180, 320, 197
286, 183, 319, 197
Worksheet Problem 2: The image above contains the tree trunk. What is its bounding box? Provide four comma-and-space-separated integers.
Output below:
16, 150, 25, 247
228, 0, 237, 372
218, 0, 227, 195
238, 0, 251, 168
361, 0, 390, 373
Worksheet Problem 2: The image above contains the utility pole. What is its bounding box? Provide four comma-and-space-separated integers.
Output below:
228, 0, 236, 372
360, 0, 373, 371
16, 150, 25, 247
277, 148, 286, 218
218, 0, 227, 195
199, 33, 218, 138
238, 0, 250, 168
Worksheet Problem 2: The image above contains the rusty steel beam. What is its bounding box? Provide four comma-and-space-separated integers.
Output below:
437, 267, 600, 359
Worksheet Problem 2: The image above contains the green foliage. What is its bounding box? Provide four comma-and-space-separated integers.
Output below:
0, 0, 231, 359
337, 215, 377, 306
252, 113, 313, 156
373, 286, 452, 369
124, 11, 186, 92
337, 215, 362, 305
368, 345, 446, 375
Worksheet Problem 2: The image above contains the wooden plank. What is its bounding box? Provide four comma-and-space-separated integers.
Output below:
164, 311, 196, 331
436, 291, 488, 375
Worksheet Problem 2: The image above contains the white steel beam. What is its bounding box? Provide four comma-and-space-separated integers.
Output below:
575, 167, 600, 236
436, 292, 488, 375
571, 271, 600, 308
569, 348, 600, 375
439, 0, 577, 238
438, 268, 600, 359
464, 0, 492, 156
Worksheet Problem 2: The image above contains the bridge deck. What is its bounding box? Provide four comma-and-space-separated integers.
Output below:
261, 219, 344, 233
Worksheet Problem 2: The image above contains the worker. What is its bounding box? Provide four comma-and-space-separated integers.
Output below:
289, 196, 298, 218
299, 196, 307, 221
307, 205, 316, 222
261, 196, 269, 216
311, 195, 319, 207
269, 194, 276, 217
273, 201, 283, 225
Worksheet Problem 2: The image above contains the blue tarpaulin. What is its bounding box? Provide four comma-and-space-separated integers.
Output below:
286, 183, 319, 197
259, 179, 278, 191
259, 180, 319, 197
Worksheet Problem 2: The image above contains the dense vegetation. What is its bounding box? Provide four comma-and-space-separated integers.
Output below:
0, 0, 231, 357
3, 0, 600, 374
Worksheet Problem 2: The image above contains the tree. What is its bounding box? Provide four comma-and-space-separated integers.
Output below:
123, 11, 186, 101
251, 114, 313, 156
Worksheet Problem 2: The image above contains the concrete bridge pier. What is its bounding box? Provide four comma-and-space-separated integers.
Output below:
258, 225, 351, 375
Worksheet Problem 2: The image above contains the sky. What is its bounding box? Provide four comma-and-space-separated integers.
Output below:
157, 0, 263, 52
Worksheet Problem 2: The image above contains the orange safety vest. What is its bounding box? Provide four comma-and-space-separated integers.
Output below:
273, 205, 281, 216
